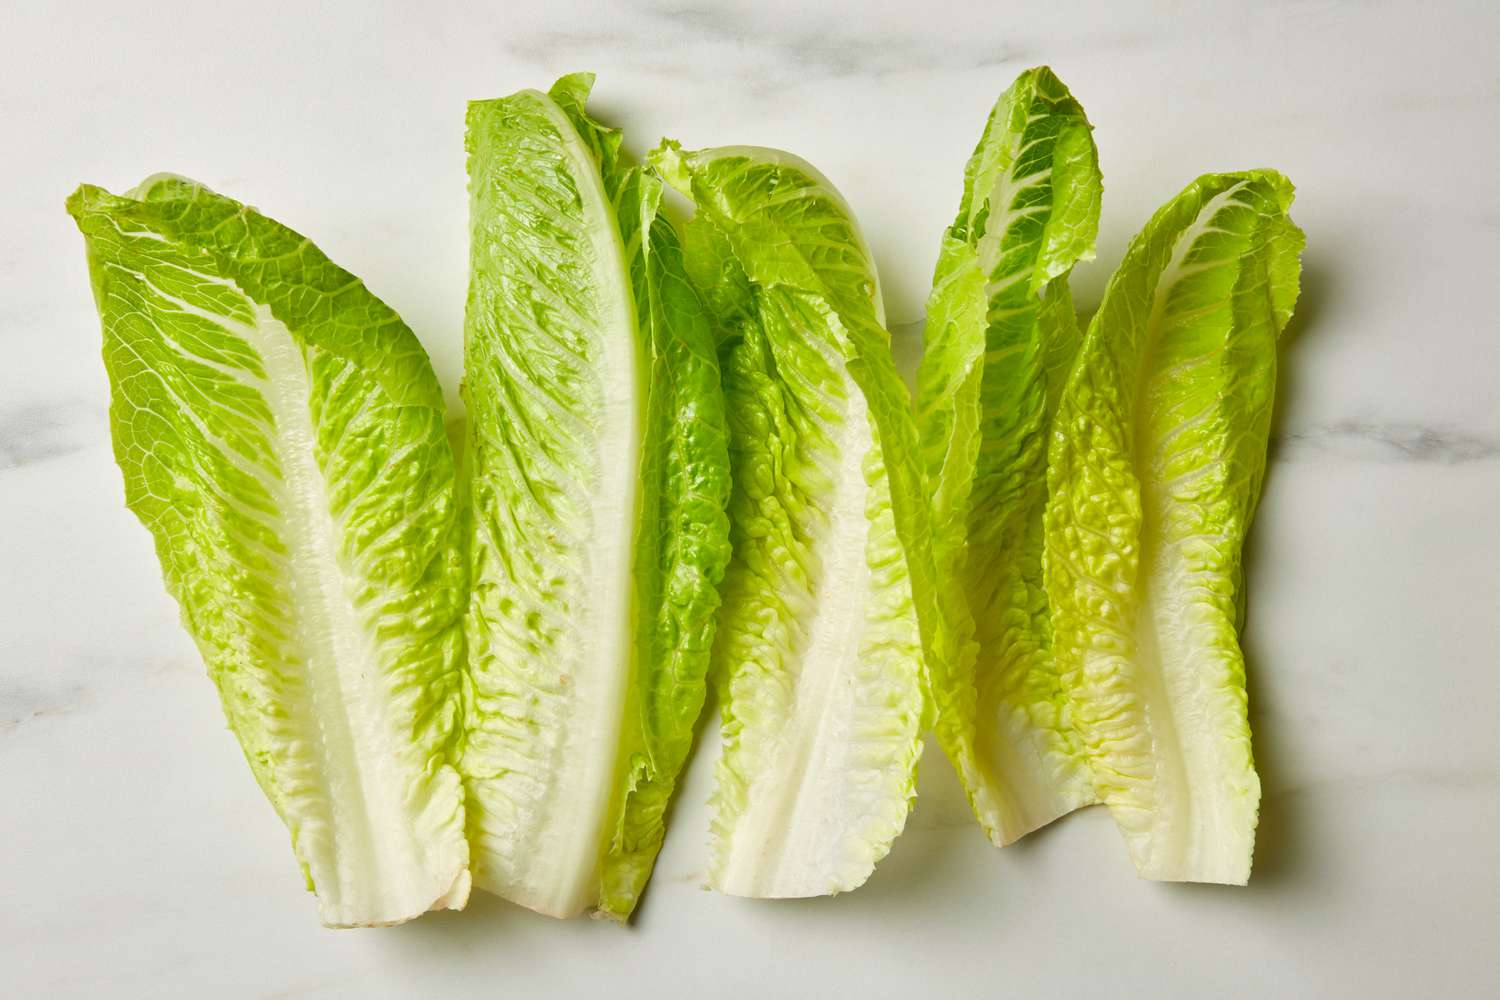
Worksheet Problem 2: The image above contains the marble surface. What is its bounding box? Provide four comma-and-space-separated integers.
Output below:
4, 1, 1498, 996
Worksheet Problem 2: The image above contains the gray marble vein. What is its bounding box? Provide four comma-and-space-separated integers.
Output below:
0, 679, 89, 735
1274, 419, 1500, 465
499, 1, 1032, 92
0, 400, 106, 471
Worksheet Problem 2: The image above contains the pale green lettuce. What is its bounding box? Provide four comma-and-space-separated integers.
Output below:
916, 67, 1104, 845
1045, 170, 1303, 883
66, 177, 471, 927
652, 141, 931, 898
461, 75, 731, 920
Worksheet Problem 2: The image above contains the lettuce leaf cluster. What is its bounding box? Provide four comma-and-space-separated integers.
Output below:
917, 70, 1303, 886
66, 65, 1302, 925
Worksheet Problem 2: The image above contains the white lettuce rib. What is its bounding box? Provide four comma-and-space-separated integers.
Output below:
968, 123, 1083, 839
1128, 182, 1252, 882
152, 278, 468, 925
473, 90, 642, 918
715, 385, 876, 897
665, 142, 922, 899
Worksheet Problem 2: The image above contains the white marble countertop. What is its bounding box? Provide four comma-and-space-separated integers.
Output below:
4, 1, 1498, 996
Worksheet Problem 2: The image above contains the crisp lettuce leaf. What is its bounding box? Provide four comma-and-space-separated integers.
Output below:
462, 75, 730, 919
916, 67, 1103, 845
66, 177, 471, 927
653, 141, 928, 897
1045, 170, 1304, 883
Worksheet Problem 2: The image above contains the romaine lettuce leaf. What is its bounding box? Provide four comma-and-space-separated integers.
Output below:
916, 67, 1103, 845
66, 177, 471, 927
1045, 170, 1304, 883
652, 141, 928, 898
461, 75, 730, 919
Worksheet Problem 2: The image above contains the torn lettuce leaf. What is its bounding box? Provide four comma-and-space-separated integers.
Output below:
916, 67, 1103, 845
462, 74, 731, 920
653, 141, 930, 898
66, 177, 471, 927
1044, 170, 1304, 883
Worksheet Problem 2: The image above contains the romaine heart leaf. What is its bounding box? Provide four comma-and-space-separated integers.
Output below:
1045, 170, 1304, 883
462, 75, 730, 920
916, 67, 1103, 845
652, 141, 929, 898
66, 177, 471, 927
